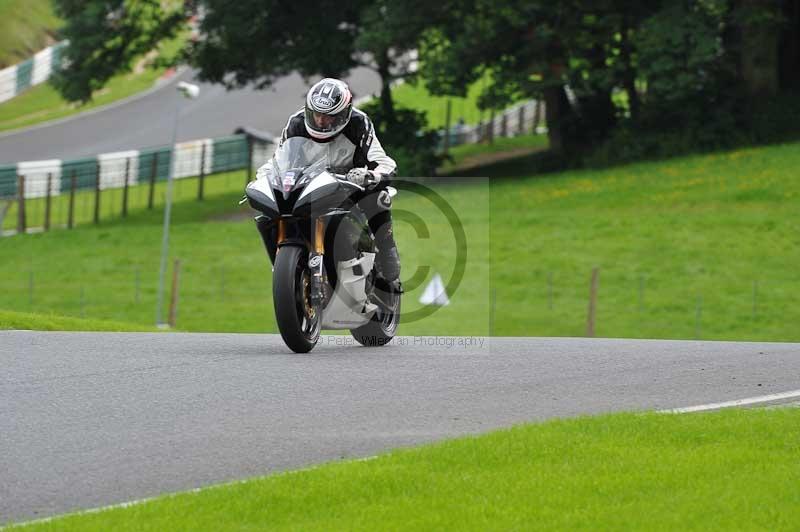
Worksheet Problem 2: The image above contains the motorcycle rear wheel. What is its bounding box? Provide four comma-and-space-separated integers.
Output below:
350, 284, 401, 347
273, 246, 320, 353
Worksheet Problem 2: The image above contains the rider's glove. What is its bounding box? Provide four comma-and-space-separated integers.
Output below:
346, 167, 377, 187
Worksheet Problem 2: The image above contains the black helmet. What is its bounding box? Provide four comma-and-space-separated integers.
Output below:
304, 78, 353, 139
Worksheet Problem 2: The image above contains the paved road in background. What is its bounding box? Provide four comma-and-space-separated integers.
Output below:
0, 68, 381, 164
2, 331, 799, 524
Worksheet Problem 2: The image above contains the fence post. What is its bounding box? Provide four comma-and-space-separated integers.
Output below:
488, 109, 496, 144
17, 175, 26, 234
500, 112, 508, 137
518, 105, 525, 135
122, 157, 131, 217
93, 165, 101, 224
533, 100, 543, 134
68, 170, 76, 229
586, 267, 600, 337
639, 276, 645, 312
245, 136, 254, 186
44, 172, 52, 231
148, 152, 158, 209
442, 99, 452, 156
198, 143, 206, 201
168, 258, 182, 328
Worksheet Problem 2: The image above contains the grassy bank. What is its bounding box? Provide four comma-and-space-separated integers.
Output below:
0, 0, 61, 68
1, 141, 799, 340
0, 34, 185, 134
9, 408, 800, 530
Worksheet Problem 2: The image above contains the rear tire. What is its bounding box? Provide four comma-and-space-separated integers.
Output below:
350, 284, 401, 347
273, 246, 320, 353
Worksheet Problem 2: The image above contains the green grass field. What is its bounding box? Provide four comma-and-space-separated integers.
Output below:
9, 408, 800, 530
393, 80, 487, 129
0, 0, 61, 68
2, 140, 799, 340
0, 169, 491, 335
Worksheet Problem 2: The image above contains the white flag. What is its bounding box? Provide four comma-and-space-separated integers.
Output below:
419, 273, 450, 306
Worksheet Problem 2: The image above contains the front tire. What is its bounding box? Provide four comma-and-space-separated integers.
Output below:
273, 246, 320, 353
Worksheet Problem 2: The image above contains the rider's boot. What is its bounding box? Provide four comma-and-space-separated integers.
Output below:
373, 215, 402, 291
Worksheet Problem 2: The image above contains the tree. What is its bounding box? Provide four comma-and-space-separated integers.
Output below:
53, 0, 439, 130
52, 0, 184, 102
416, 0, 650, 152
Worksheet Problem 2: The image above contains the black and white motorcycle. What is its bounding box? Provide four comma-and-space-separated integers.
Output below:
245, 137, 401, 353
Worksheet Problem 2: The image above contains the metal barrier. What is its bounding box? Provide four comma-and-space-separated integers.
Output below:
0, 133, 275, 235
0, 41, 68, 104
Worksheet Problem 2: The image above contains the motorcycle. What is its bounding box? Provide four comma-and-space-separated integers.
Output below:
244, 137, 401, 353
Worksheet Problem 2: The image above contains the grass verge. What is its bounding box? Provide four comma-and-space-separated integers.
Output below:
8, 408, 800, 530
0, 309, 159, 332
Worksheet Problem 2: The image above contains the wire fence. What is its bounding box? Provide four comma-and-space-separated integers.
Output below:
1, 262, 797, 341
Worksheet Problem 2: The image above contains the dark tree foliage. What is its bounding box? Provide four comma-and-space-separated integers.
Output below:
52, 0, 184, 102
190, 0, 364, 88
51, 0, 800, 165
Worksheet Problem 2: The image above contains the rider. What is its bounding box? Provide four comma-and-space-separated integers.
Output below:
273, 77, 401, 285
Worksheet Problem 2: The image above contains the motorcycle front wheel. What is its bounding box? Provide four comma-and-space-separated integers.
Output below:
273, 245, 320, 353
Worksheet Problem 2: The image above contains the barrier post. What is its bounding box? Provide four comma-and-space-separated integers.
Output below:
198, 143, 206, 201
44, 172, 52, 231
245, 136, 254, 186
93, 166, 101, 224
68, 170, 76, 229
122, 157, 131, 217
148, 152, 158, 209
17, 175, 26, 234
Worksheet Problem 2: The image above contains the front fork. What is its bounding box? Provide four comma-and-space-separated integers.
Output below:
275, 218, 326, 306
309, 218, 325, 305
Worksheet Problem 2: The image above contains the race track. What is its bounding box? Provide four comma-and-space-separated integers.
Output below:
0, 68, 381, 164
2, 331, 799, 523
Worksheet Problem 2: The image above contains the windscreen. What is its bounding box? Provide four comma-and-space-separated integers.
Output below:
271, 137, 329, 178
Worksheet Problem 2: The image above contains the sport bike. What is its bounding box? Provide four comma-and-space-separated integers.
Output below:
244, 137, 401, 353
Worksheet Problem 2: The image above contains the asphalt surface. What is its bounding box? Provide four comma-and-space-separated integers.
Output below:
2, 331, 799, 524
0, 68, 381, 164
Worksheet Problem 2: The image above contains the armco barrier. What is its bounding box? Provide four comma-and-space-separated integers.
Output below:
0, 133, 274, 234
0, 41, 69, 104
